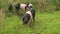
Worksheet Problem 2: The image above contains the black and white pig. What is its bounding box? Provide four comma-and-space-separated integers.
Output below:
15, 3, 33, 11
15, 3, 28, 11
22, 7, 35, 24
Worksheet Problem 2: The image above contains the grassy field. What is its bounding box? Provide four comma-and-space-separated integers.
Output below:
4, 11, 60, 34
0, 0, 60, 34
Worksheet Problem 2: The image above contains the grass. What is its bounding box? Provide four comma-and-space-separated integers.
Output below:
3, 10, 60, 34
0, 0, 60, 34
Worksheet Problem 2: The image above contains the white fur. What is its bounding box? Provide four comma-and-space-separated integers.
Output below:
28, 3, 33, 7
20, 4, 26, 10
26, 11, 32, 18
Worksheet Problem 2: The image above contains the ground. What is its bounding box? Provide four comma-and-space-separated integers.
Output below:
4, 10, 60, 34
0, 0, 60, 34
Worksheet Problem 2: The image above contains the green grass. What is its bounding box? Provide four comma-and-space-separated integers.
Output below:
0, 0, 60, 34
3, 11, 60, 34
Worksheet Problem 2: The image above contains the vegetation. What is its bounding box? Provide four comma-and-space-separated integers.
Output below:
0, 0, 60, 34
